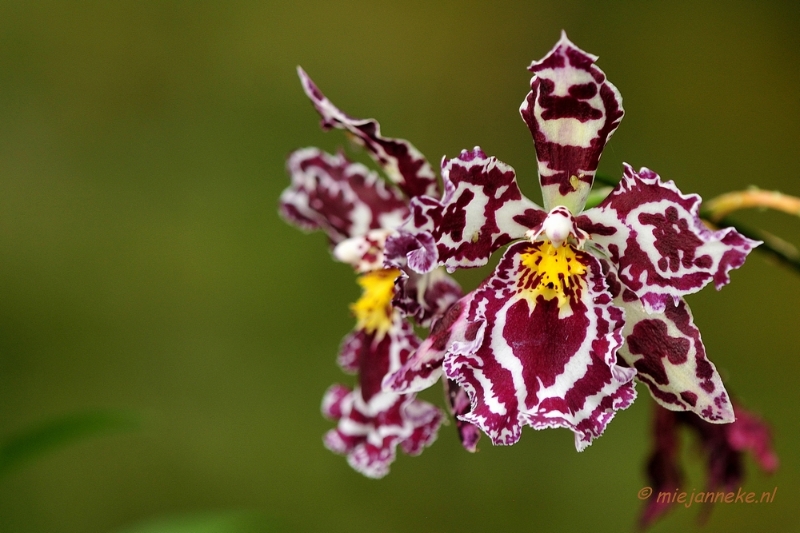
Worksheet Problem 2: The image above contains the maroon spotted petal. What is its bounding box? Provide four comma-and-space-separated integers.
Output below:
520, 31, 624, 213
388, 147, 543, 274
322, 315, 443, 478
580, 164, 759, 313
298, 67, 439, 198
281, 148, 409, 244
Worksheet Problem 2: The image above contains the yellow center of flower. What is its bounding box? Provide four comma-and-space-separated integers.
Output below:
518, 240, 587, 308
350, 268, 400, 337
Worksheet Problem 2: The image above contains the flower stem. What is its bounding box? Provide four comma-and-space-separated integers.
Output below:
703, 189, 800, 223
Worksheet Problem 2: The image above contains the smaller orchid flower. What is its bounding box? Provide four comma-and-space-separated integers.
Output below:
280, 69, 468, 476
384, 32, 759, 451
640, 402, 778, 528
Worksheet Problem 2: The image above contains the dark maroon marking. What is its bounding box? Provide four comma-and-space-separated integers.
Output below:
442, 189, 474, 242
663, 301, 716, 392
680, 391, 698, 407
430, 149, 536, 267
627, 319, 690, 385
638, 375, 681, 405
618, 234, 711, 293
357, 330, 393, 401
576, 214, 617, 236
284, 150, 409, 244
602, 268, 622, 299
504, 295, 590, 407
622, 289, 638, 302
569, 82, 598, 99
357, 321, 419, 401
513, 208, 547, 231
530, 48, 565, 71
565, 46, 595, 71
537, 79, 603, 121
640, 207, 705, 272
695, 255, 712, 268
561, 355, 614, 414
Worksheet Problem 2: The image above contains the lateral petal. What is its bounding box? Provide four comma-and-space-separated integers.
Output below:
580, 164, 759, 312
298, 67, 438, 198
281, 148, 409, 244
382, 293, 480, 394
388, 147, 543, 273
520, 32, 624, 213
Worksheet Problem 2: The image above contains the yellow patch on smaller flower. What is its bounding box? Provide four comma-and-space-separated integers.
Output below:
518, 241, 587, 308
351, 268, 401, 337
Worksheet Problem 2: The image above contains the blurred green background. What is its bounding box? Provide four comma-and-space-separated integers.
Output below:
0, 1, 798, 531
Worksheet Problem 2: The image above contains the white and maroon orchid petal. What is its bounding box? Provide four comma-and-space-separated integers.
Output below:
355, 314, 421, 400
337, 331, 363, 374
520, 32, 624, 214
323, 315, 442, 478
444, 378, 481, 452
613, 288, 734, 423
297, 67, 438, 198
399, 398, 443, 455
321, 383, 352, 420
333, 229, 394, 272
394, 147, 544, 273
280, 148, 409, 244
581, 165, 759, 312
383, 293, 480, 394
391, 268, 462, 327
444, 242, 635, 449
322, 386, 443, 479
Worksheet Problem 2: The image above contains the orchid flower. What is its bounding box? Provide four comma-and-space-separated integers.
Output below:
383, 32, 759, 450
640, 401, 778, 528
279, 69, 468, 476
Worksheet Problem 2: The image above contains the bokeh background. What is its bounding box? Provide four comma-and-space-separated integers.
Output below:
0, 1, 798, 532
